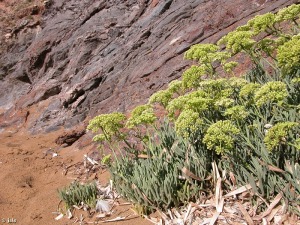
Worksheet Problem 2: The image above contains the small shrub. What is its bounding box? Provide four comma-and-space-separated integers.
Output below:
58, 181, 98, 210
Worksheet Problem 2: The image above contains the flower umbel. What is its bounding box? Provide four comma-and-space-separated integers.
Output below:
126, 105, 156, 128
254, 81, 288, 107
203, 120, 240, 154
175, 109, 203, 138
264, 122, 299, 151
87, 112, 126, 142
224, 105, 249, 121
218, 30, 256, 54
182, 65, 206, 89
149, 89, 173, 107
239, 83, 261, 101
275, 4, 300, 22
247, 13, 276, 34
277, 36, 300, 74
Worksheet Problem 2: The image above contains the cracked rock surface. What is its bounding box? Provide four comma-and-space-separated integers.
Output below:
0, 0, 297, 134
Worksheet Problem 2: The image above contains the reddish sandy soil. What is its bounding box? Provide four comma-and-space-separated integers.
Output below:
0, 127, 153, 225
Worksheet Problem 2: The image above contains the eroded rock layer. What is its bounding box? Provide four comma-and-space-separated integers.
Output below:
0, 0, 298, 134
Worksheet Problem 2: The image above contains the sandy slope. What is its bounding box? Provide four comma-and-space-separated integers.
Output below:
0, 127, 152, 225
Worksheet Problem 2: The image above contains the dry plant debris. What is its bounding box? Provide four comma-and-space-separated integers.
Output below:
56, 153, 300, 225
145, 176, 300, 225
55, 153, 142, 224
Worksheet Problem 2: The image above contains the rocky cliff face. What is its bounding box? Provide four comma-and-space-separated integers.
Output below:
0, 0, 298, 136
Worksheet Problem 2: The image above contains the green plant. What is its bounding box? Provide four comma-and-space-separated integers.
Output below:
149, 89, 173, 107
277, 36, 300, 75
101, 154, 112, 166
126, 104, 156, 129
218, 30, 256, 54
203, 120, 240, 154
87, 4, 300, 215
264, 122, 299, 151
110, 121, 213, 212
58, 181, 98, 210
87, 112, 126, 142
254, 81, 288, 107
275, 4, 300, 23
175, 109, 203, 137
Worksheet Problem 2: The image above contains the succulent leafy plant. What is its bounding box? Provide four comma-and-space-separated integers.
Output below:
58, 181, 98, 210
86, 5, 300, 215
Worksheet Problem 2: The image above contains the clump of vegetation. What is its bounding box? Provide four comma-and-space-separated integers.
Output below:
58, 181, 98, 210
87, 4, 300, 216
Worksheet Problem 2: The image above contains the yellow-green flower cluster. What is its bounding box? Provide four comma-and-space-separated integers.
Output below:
211, 51, 233, 63
236, 25, 251, 32
184, 43, 219, 63
228, 77, 248, 89
275, 35, 291, 46
175, 109, 203, 137
168, 80, 183, 94
126, 104, 156, 128
254, 81, 288, 106
264, 122, 299, 151
247, 13, 276, 34
203, 120, 240, 154
215, 98, 235, 108
239, 83, 261, 100
166, 90, 208, 118
292, 78, 300, 84
218, 30, 256, 54
256, 38, 276, 55
92, 134, 107, 142
149, 89, 173, 107
184, 43, 233, 78
294, 138, 300, 150
166, 95, 189, 118
216, 5, 300, 60
223, 61, 239, 73
199, 78, 228, 92
87, 112, 126, 142
224, 105, 249, 121
186, 96, 213, 113
101, 154, 112, 165
199, 79, 234, 101
277, 36, 300, 73
275, 4, 300, 22
149, 80, 184, 107
182, 65, 206, 89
